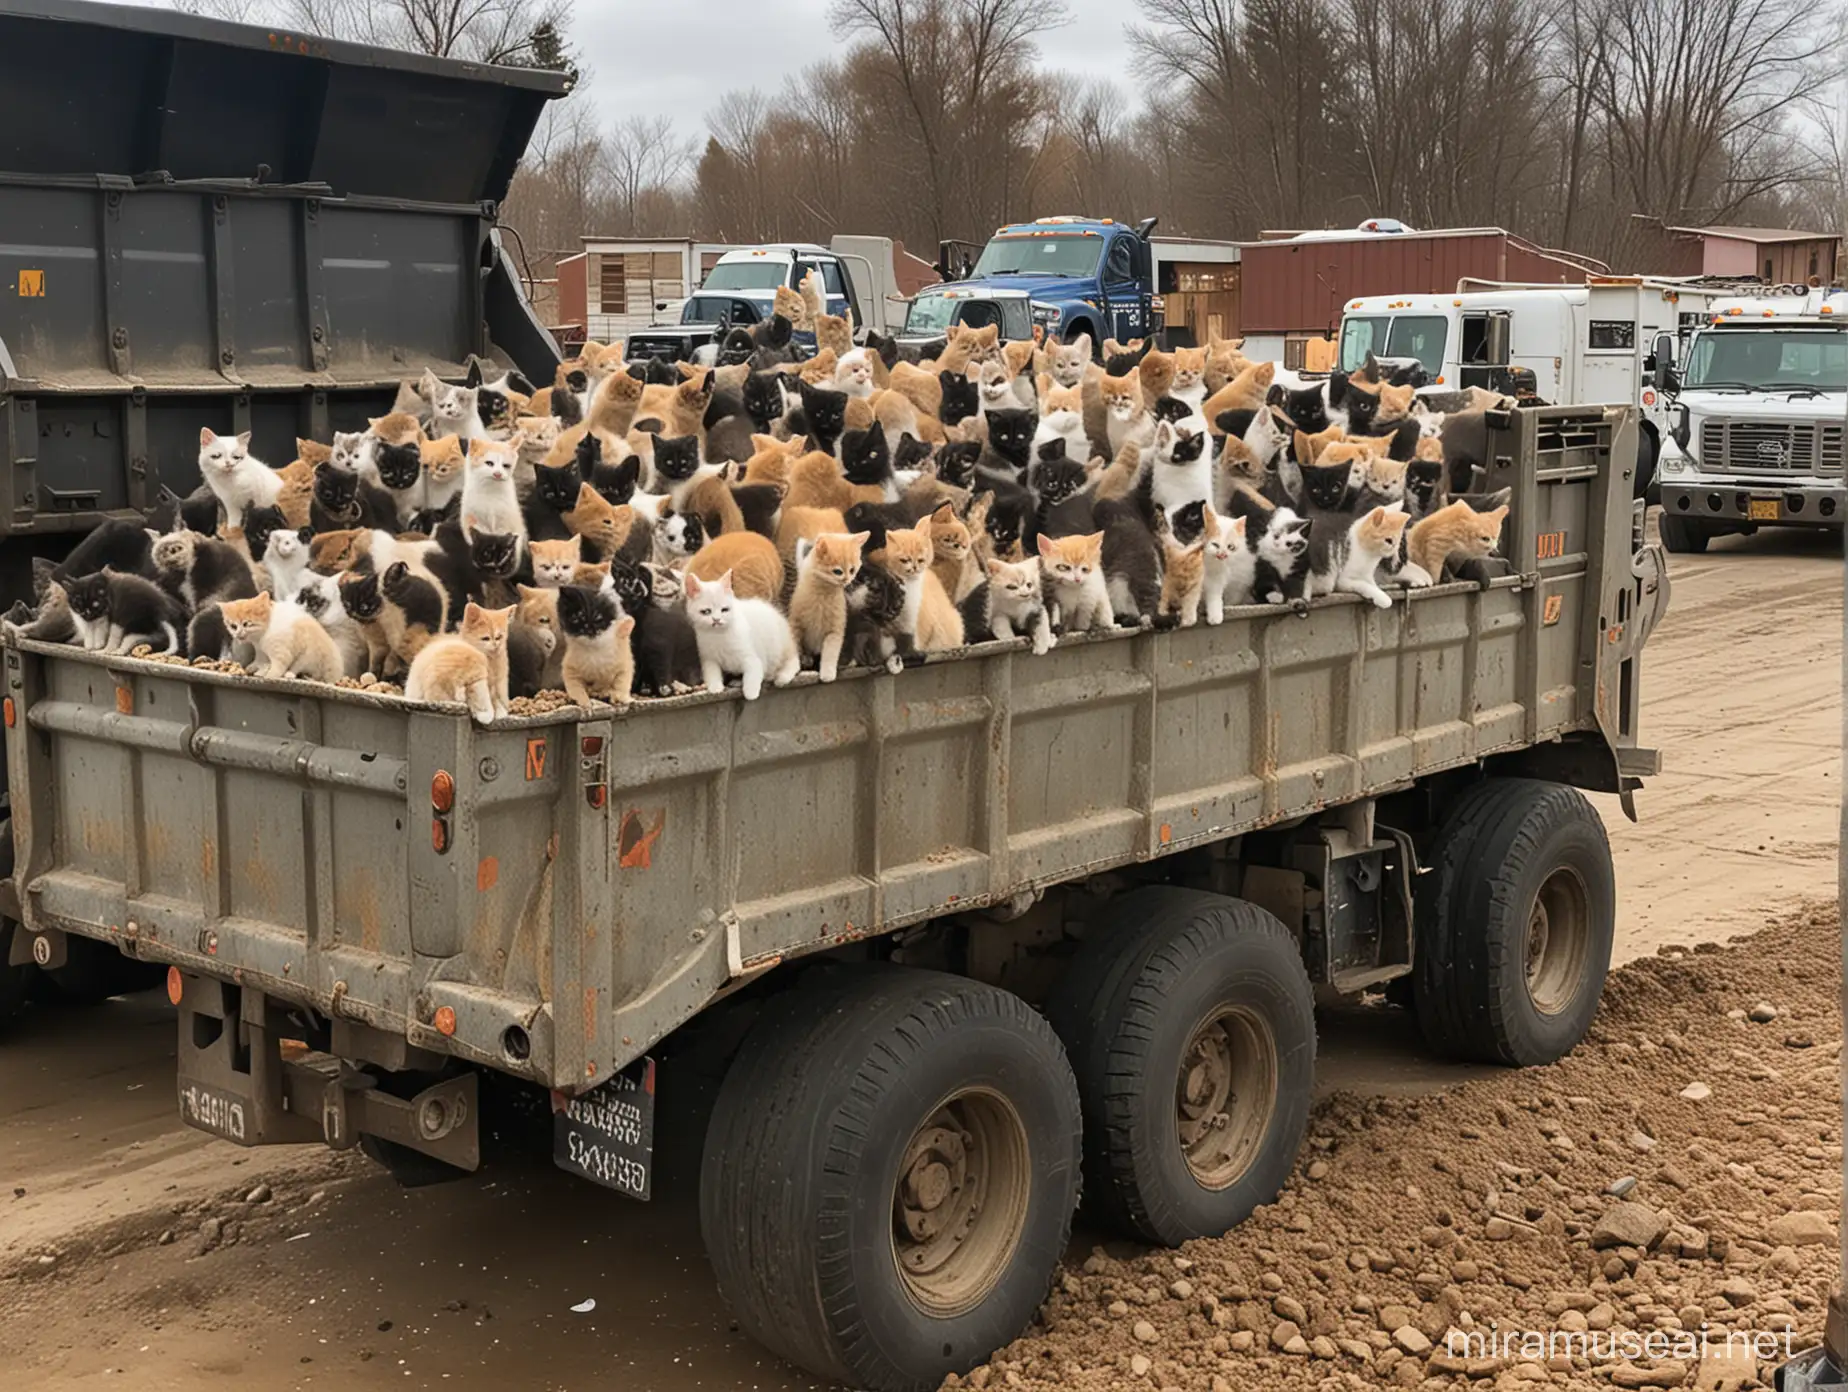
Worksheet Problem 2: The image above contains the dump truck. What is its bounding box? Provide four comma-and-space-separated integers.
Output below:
4, 399, 1667, 1388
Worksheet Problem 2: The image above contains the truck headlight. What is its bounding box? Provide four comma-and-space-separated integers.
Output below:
1031, 302, 1061, 327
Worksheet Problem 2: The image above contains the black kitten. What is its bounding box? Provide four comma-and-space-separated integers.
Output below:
936, 440, 982, 491
311, 461, 363, 531
1151, 395, 1194, 426
1093, 495, 1162, 624
938, 371, 979, 427
1032, 456, 1096, 539
556, 582, 619, 641
892, 433, 933, 476
792, 381, 847, 455
526, 457, 583, 541
983, 408, 1037, 474
241, 505, 288, 566
339, 570, 384, 623
507, 622, 552, 700
625, 588, 702, 696
58, 517, 156, 581
373, 436, 422, 492
840, 427, 894, 491
843, 556, 907, 672
1103, 338, 1152, 377
187, 602, 233, 661
742, 371, 790, 433
64, 570, 186, 654
606, 556, 653, 617
652, 434, 704, 485
732, 484, 783, 538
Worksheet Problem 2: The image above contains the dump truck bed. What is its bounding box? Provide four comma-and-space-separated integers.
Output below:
3, 407, 1664, 1093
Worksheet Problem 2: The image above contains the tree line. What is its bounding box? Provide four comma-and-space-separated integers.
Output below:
190, 0, 1848, 289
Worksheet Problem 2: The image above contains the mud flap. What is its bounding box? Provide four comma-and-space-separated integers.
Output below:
552, 1056, 655, 1200
174, 972, 480, 1171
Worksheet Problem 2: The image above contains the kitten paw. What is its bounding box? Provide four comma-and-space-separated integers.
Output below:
1371, 594, 1392, 609
884, 655, 904, 675
1289, 598, 1311, 617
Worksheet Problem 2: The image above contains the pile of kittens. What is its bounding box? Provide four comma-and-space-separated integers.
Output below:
2, 274, 1517, 724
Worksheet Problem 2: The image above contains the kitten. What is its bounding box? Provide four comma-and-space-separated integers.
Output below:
406, 601, 514, 724
1335, 504, 1413, 608
1253, 507, 1313, 608
925, 501, 977, 602
58, 517, 157, 581
328, 429, 368, 475
64, 570, 186, 655
1197, 506, 1255, 624
938, 369, 980, 428
840, 426, 898, 501
151, 530, 257, 610
377, 560, 447, 674
526, 455, 585, 541
685, 531, 784, 604
843, 555, 907, 673
587, 367, 646, 437
311, 460, 379, 533
293, 572, 368, 678
1158, 530, 1208, 628
1099, 374, 1153, 458
1408, 501, 1509, 583
975, 360, 1015, 417
1036, 531, 1110, 634
789, 531, 870, 681
421, 369, 485, 441
6, 574, 76, 645
742, 371, 793, 433
1044, 333, 1091, 388
197, 428, 282, 528
220, 592, 341, 680
260, 527, 315, 599
880, 520, 963, 653
462, 435, 528, 544
418, 435, 466, 527
792, 380, 848, 456
981, 408, 1037, 477
935, 440, 983, 492
1033, 384, 1089, 462
564, 482, 645, 563
551, 585, 636, 707
621, 572, 702, 697
529, 535, 584, 587
1094, 493, 1163, 624
960, 555, 1054, 655
833, 348, 877, 399
365, 412, 426, 500
683, 568, 799, 700
1145, 417, 1213, 519
1137, 348, 1177, 405
1203, 361, 1277, 422
1296, 455, 1361, 598
1169, 346, 1208, 409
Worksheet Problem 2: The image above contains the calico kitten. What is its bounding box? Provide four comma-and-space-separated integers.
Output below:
406, 601, 513, 724
220, 592, 341, 680
652, 508, 706, 565
552, 585, 637, 707
1335, 505, 1413, 608
1253, 507, 1313, 608
65, 570, 186, 655
151, 531, 257, 610
960, 555, 1054, 655
198, 428, 283, 528
683, 569, 799, 700
1036, 532, 1111, 635
293, 572, 369, 678
789, 531, 870, 681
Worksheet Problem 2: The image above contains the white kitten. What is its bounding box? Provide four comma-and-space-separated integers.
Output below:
683, 568, 799, 700
981, 555, 1054, 655
197, 428, 281, 528
423, 369, 484, 441
293, 573, 369, 678
262, 526, 312, 598
832, 349, 877, 399
1147, 418, 1214, 518
1202, 510, 1254, 624
1336, 504, 1411, 609
461, 435, 527, 543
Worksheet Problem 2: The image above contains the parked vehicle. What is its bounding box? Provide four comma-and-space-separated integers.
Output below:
1338, 277, 1731, 498
3, 402, 1666, 1389
1653, 288, 1848, 551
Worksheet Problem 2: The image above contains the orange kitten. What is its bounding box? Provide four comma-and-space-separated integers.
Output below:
1407, 500, 1508, 583
1159, 534, 1208, 627
405, 601, 513, 723
529, 536, 583, 587
925, 501, 977, 601
879, 521, 962, 652
219, 592, 341, 682
1036, 531, 1110, 633
788, 531, 870, 681
686, 531, 785, 604
1202, 361, 1276, 420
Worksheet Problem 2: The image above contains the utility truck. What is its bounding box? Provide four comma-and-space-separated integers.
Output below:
1339, 278, 1730, 497
1652, 288, 1847, 551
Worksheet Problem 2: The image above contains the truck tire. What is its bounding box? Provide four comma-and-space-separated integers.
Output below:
1045, 888, 1316, 1248
1633, 427, 1658, 501
1658, 512, 1710, 554
1413, 779, 1614, 1066
700, 966, 1080, 1392
1065, 320, 1100, 357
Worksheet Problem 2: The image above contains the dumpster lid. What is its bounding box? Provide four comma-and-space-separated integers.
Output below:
0, 0, 571, 204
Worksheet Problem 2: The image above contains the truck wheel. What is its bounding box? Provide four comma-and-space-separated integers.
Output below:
700, 966, 1080, 1392
1658, 512, 1710, 554
1633, 428, 1658, 501
1414, 779, 1614, 1066
1046, 888, 1316, 1247
1066, 320, 1100, 358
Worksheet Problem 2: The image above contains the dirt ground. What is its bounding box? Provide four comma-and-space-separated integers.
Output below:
0, 525, 1839, 1391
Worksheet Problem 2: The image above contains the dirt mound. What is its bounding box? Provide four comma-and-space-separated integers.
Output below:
957, 904, 1842, 1391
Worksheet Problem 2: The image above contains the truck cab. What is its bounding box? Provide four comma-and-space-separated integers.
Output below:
625, 244, 859, 363
1339, 278, 1724, 498
950, 216, 1159, 349
896, 286, 1034, 350
1654, 291, 1847, 551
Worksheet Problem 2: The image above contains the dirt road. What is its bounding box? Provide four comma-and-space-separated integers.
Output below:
0, 527, 1838, 1391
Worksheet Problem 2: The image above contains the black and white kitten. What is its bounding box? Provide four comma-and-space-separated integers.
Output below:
64, 570, 186, 655
1253, 507, 1313, 609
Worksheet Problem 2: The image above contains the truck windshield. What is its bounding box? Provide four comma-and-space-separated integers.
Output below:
1340, 315, 1449, 374
1683, 328, 1848, 391
905, 295, 959, 335
681, 296, 751, 325
702, 261, 787, 292
972, 235, 1103, 279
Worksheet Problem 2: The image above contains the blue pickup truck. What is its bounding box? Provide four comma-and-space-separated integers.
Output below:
900, 216, 1161, 350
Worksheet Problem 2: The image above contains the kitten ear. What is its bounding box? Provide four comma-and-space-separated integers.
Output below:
1035, 534, 1056, 559
615, 615, 636, 640
849, 530, 871, 547
931, 502, 954, 523
517, 583, 543, 601
469, 437, 492, 458
200, 427, 217, 446
1293, 430, 1313, 465
236, 431, 252, 449
794, 538, 814, 569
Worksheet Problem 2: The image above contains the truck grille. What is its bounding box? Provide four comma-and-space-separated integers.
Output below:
1700, 419, 1844, 478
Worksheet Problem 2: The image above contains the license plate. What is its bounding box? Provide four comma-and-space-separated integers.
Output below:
553, 1057, 655, 1200
1748, 498, 1781, 521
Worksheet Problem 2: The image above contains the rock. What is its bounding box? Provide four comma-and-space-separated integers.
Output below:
157, 1229, 174, 1246
967, 1366, 991, 1389
1747, 1002, 1778, 1023
1629, 1129, 1659, 1152
1451, 1259, 1480, 1282
1310, 1336, 1339, 1360
244, 1183, 272, 1204
1229, 1331, 1255, 1352
1679, 1082, 1712, 1102
1611, 1362, 1689, 1388
1657, 1164, 1692, 1190
1393, 1326, 1432, 1355
1271, 1321, 1302, 1350
1484, 1217, 1514, 1241
1132, 1319, 1159, 1344
1108, 1300, 1130, 1317
1307, 1160, 1329, 1180
197, 1216, 223, 1253
1283, 1335, 1310, 1356
1129, 1353, 1151, 1377
1716, 1277, 1755, 1307
1678, 1304, 1705, 1328
1592, 1202, 1667, 1250
1557, 1309, 1588, 1333
1606, 1176, 1638, 1198
1694, 1342, 1759, 1390
1338, 1338, 1373, 1361
1082, 1251, 1110, 1275
1509, 1364, 1549, 1382
1273, 1295, 1307, 1325
1169, 1278, 1193, 1300
1588, 1303, 1615, 1330
1785, 1033, 1815, 1050
1766, 1211, 1835, 1247
1212, 1378, 1233, 1392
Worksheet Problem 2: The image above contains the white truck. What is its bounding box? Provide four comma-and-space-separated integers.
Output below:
1338, 277, 1729, 497
1653, 289, 1848, 552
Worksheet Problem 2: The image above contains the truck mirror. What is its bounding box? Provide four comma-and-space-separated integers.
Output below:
1485, 314, 1511, 367
1653, 362, 1679, 393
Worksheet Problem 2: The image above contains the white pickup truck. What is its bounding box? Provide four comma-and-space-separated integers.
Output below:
1654, 289, 1847, 552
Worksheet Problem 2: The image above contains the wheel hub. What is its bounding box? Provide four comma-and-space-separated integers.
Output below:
1524, 866, 1590, 1016
1174, 1006, 1279, 1192
891, 1090, 1030, 1318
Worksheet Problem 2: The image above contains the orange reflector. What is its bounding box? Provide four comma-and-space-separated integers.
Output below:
586, 785, 607, 810
581, 736, 604, 757
430, 770, 455, 813
3, 697, 13, 728
1435, 375, 1445, 385
166, 966, 182, 1005
433, 1006, 456, 1036
432, 818, 449, 853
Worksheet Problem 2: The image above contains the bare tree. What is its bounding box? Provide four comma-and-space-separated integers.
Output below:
180, 0, 576, 67
604, 116, 695, 235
